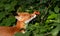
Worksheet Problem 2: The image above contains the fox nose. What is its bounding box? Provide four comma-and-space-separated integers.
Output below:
34, 11, 40, 15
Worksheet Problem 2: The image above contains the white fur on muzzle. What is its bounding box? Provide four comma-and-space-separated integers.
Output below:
25, 15, 36, 24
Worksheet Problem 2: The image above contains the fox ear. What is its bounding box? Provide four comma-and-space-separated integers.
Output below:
15, 16, 20, 20
17, 12, 20, 15
15, 16, 18, 19
15, 16, 22, 21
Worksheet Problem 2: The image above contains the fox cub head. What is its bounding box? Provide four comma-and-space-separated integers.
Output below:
15, 11, 40, 33
15, 11, 40, 23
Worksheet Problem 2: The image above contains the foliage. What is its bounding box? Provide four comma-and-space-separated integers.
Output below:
0, 0, 60, 36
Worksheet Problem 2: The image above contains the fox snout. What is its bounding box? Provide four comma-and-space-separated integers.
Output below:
34, 11, 40, 15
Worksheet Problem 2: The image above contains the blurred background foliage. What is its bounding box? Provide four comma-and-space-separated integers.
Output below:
0, 0, 60, 36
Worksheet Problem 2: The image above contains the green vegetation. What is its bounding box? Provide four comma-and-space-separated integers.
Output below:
0, 0, 60, 36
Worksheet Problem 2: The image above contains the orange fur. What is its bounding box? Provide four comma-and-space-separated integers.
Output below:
0, 11, 40, 36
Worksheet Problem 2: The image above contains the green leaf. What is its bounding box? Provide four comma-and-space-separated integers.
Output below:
51, 28, 59, 36
47, 13, 57, 19
51, 26, 60, 36
54, 6, 60, 13
0, 12, 8, 20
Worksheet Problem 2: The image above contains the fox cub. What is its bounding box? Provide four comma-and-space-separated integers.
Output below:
0, 11, 40, 36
